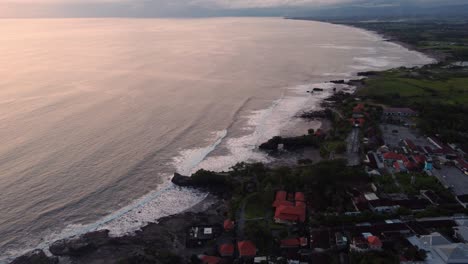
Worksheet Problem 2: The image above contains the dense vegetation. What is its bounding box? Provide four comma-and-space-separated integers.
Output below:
342, 21, 468, 61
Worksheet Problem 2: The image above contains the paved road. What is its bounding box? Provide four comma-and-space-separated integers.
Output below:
236, 200, 246, 239
346, 128, 361, 166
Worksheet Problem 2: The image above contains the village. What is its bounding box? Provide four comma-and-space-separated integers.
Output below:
184, 88, 468, 264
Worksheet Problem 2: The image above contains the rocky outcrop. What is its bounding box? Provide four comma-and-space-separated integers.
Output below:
171, 172, 231, 197
330, 79, 345, 84
9, 249, 58, 264
49, 230, 111, 256
357, 71, 378, 76
11, 201, 225, 264
171, 173, 194, 187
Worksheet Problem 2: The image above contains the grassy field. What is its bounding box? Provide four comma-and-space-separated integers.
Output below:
357, 67, 468, 106
244, 193, 270, 220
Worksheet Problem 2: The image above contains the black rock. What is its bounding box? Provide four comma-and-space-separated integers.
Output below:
10, 249, 58, 264
49, 230, 110, 256
171, 173, 193, 187
330, 80, 345, 84
313, 88, 324, 92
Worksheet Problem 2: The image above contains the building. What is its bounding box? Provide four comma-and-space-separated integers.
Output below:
223, 220, 235, 232
350, 236, 370, 252
367, 236, 383, 250
364, 192, 400, 213
280, 237, 308, 248
454, 226, 468, 243
187, 225, 221, 247
408, 232, 468, 264
273, 191, 306, 224
335, 232, 348, 247
238, 241, 257, 258
219, 243, 235, 257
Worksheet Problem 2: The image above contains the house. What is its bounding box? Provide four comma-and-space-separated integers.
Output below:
280, 237, 308, 248
238, 241, 257, 258
335, 232, 348, 247
364, 192, 400, 214
455, 158, 468, 175
394, 160, 408, 173
407, 232, 468, 264
367, 236, 383, 250
454, 226, 468, 243
273, 191, 306, 224
350, 236, 370, 252
350, 118, 365, 128
219, 243, 235, 257
187, 225, 221, 247
383, 108, 418, 117
223, 220, 235, 232
433, 243, 468, 263
383, 152, 406, 161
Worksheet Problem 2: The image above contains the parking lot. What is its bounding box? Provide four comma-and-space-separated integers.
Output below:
380, 124, 433, 148
431, 166, 468, 196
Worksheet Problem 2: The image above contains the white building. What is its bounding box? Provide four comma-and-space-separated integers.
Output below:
408, 232, 468, 264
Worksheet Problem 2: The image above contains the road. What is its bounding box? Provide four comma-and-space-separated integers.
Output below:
346, 128, 361, 166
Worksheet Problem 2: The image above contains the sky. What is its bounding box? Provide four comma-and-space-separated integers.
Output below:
0, 0, 466, 17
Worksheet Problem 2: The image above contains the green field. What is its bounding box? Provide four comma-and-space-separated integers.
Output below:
357, 67, 468, 105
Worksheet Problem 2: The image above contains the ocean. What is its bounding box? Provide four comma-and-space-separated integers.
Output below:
0, 17, 433, 261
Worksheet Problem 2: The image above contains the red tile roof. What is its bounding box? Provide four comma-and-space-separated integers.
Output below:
413, 155, 426, 165
367, 236, 382, 248
275, 205, 306, 222
280, 237, 308, 248
457, 158, 468, 171
219, 243, 234, 257
238, 241, 256, 257
272, 191, 287, 207
383, 152, 405, 160
223, 220, 235, 231
295, 192, 305, 202
404, 139, 418, 151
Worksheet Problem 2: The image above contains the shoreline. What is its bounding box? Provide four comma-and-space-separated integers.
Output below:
7, 21, 436, 264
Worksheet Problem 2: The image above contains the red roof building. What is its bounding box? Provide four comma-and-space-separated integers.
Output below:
280, 237, 308, 248
383, 152, 407, 161
404, 139, 418, 152
456, 158, 468, 173
199, 255, 222, 264
349, 118, 366, 127
223, 220, 235, 231
367, 236, 382, 250
238, 241, 256, 257
273, 191, 306, 223
413, 155, 426, 165
219, 243, 234, 257
295, 192, 305, 202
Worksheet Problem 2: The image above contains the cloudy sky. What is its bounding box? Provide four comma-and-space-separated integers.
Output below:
0, 0, 466, 17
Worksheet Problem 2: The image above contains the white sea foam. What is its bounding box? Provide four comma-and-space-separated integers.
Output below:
174, 82, 335, 173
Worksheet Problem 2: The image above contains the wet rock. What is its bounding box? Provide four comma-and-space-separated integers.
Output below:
171, 173, 193, 187
330, 79, 345, 84
10, 249, 58, 264
49, 230, 110, 256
